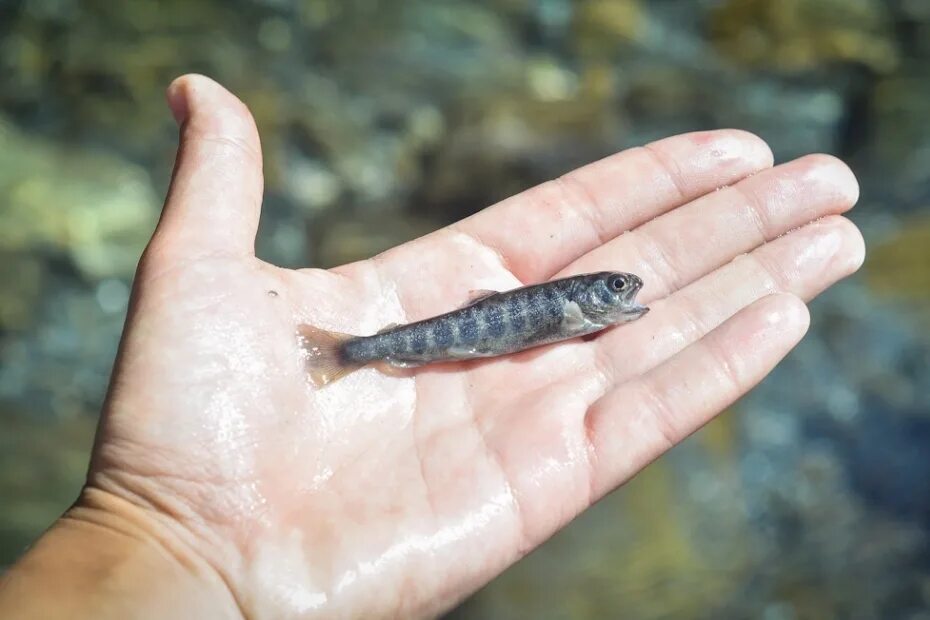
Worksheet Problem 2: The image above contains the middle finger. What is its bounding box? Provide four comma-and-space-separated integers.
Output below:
558, 153, 859, 301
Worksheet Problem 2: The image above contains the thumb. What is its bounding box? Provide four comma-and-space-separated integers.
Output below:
147, 74, 264, 262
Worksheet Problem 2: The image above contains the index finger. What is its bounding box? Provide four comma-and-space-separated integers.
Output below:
377, 130, 773, 288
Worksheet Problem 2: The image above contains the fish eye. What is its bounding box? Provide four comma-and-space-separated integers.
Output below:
608, 276, 626, 292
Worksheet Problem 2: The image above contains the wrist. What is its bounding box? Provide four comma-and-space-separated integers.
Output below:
0, 487, 243, 620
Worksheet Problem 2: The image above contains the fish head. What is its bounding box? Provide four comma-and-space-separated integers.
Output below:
574, 271, 649, 324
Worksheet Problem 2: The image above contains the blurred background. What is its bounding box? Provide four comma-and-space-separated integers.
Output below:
1, 0, 928, 617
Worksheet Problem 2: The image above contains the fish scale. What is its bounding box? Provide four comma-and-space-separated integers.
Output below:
298, 271, 648, 386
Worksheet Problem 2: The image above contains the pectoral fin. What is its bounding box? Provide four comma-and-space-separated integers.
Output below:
561, 301, 588, 331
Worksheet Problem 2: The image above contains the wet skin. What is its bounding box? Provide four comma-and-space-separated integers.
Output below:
0, 75, 865, 620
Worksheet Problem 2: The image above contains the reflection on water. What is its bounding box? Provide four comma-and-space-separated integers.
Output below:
1, 0, 929, 616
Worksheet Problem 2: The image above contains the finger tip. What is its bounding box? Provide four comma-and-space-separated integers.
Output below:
724, 128, 774, 169
166, 74, 260, 154
804, 215, 867, 278
802, 153, 861, 210
167, 74, 247, 124
833, 216, 867, 274
166, 76, 191, 125
694, 128, 774, 170
166, 74, 224, 125
662, 128, 774, 188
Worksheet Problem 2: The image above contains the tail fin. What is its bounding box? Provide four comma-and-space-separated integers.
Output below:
297, 324, 360, 386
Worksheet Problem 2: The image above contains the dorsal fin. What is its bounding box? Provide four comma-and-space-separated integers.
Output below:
458, 289, 499, 309
376, 322, 402, 334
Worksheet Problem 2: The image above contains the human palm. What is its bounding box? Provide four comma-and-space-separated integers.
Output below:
83, 76, 864, 619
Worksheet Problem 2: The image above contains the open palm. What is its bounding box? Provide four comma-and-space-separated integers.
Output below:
84, 76, 864, 619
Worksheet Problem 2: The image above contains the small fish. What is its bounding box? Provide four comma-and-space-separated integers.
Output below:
298, 271, 648, 386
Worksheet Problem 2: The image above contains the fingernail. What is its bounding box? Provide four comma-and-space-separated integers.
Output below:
166, 78, 189, 125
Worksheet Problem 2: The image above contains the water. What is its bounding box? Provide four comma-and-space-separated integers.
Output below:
1, 1, 928, 617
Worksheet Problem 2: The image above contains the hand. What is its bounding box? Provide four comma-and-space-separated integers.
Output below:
0, 75, 864, 619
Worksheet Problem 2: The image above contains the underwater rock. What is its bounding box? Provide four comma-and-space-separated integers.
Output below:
1, 2, 929, 617
0, 253, 43, 331
0, 116, 158, 280
710, 0, 899, 73
869, 64, 930, 201
865, 213, 930, 321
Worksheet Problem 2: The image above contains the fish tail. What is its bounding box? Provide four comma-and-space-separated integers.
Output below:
297, 324, 361, 386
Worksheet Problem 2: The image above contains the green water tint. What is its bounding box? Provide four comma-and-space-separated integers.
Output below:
710, 0, 898, 73
1, 0, 929, 616
866, 215, 930, 313
0, 117, 157, 331
0, 412, 95, 568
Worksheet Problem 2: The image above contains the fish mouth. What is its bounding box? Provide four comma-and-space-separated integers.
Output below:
601, 272, 648, 320
625, 303, 649, 319
605, 299, 648, 322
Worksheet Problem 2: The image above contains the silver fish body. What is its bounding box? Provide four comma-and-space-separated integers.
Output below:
299, 271, 647, 385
